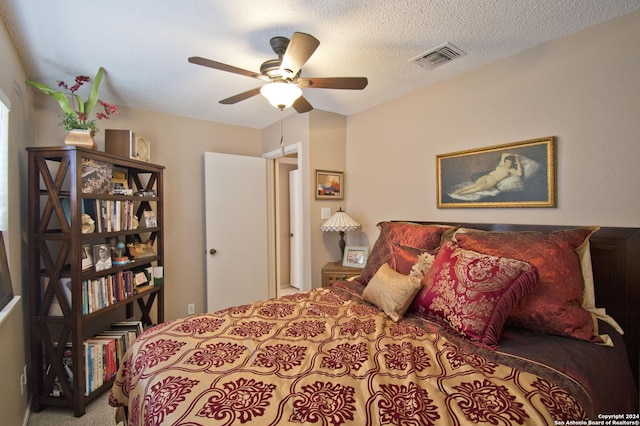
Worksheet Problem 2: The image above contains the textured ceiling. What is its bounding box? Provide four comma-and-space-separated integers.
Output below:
2, 0, 640, 129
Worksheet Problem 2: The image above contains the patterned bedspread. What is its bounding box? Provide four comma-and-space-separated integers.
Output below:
109, 287, 590, 425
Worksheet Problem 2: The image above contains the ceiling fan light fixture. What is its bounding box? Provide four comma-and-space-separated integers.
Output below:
260, 82, 302, 109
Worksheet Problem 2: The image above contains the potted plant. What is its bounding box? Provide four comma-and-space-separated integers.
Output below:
26, 67, 118, 149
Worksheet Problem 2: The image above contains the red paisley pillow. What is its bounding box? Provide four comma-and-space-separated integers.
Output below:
411, 241, 538, 347
358, 222, 451, 285
454, 227, 599, 342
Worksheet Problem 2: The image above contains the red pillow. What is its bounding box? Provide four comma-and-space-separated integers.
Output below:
358, 222, 451, 285
454, 228, 598, 342
411, 241, 538, 347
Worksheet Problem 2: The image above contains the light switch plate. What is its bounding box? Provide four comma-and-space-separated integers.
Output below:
321, 207, 331, 219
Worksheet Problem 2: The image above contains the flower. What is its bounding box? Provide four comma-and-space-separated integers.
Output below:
26, 67, 118, 134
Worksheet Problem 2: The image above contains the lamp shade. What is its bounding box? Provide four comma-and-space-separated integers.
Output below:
321, 208, 361, 232
260, 82, 302, 109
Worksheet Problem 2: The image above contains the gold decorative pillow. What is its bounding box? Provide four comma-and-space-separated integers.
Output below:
362, 263, 421, 322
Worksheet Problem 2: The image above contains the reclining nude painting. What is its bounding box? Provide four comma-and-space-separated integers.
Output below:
437, 137, 556, 208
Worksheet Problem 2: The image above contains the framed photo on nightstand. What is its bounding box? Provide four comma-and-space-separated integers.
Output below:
343, 246, 368, 268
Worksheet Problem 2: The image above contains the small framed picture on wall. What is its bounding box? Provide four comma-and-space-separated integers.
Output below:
316, 170, 344, 200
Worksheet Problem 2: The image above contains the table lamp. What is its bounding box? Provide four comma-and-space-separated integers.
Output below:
321, 207, 361, 264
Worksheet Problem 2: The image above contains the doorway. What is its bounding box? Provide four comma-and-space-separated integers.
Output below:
264, 142, 309, 296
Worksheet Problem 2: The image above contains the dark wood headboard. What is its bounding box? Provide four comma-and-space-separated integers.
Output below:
410, 222, 640, 386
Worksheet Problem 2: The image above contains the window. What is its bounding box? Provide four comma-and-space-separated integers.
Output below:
0, 89, 14, 313
0, 232, 13, 313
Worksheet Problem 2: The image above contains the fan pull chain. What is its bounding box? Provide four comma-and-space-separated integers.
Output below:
280, 108, 285, 156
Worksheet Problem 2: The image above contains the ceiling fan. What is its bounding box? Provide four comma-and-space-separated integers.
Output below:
188, 32, 368, 113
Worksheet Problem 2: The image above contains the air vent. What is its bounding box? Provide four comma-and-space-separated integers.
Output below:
410, 43, 466, 69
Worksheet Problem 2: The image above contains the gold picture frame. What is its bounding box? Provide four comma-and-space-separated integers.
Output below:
315, 170, 344, 200
436, 136, 556, 208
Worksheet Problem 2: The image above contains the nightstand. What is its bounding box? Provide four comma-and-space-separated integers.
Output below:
321, 262, 363, 287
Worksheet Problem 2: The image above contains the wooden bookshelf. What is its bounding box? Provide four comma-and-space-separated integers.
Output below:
27, 146, 165, 416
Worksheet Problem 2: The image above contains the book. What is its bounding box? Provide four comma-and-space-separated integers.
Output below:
96, 331, 127, 369
89, 337, 118, 381
85, 320, 144, 372
111, 320, 144, 336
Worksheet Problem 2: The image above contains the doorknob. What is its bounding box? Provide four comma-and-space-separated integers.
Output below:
209, 248, 217, 255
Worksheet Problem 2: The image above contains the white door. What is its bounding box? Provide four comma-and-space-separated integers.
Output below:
289, 169, 302, 289
204, 152, 268, 312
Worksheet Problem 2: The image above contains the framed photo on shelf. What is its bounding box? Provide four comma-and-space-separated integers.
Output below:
81, 244, 94, 270
315, 170, 343, 200
342, 245, 369, 268
143, 210, 157, 227
134, 271, 149, 286
93, 244, 112, 272
436, 136, 556, 208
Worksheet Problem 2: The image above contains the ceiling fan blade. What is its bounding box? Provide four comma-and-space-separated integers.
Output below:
219, 87, 262, 104
297, 77, 368, 90
279, 32, 320, 76
188, 56, 266, 80
292, 96, 313, 113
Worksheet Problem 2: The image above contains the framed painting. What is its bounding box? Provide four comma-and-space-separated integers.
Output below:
316, 170, 344, 200
343, 245, 369, 268
437, 136, 556, 208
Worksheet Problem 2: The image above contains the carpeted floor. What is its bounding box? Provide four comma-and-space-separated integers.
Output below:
28, 391, 118, 426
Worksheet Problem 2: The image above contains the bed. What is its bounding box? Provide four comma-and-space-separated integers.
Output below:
109, 222, 639, 425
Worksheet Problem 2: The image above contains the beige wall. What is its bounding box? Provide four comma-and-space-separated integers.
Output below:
29, 104, 262, 321
262, 110, 347, 286
0, 16, 31, 426
308, 111, 347, 282
346, 10, 640, 249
